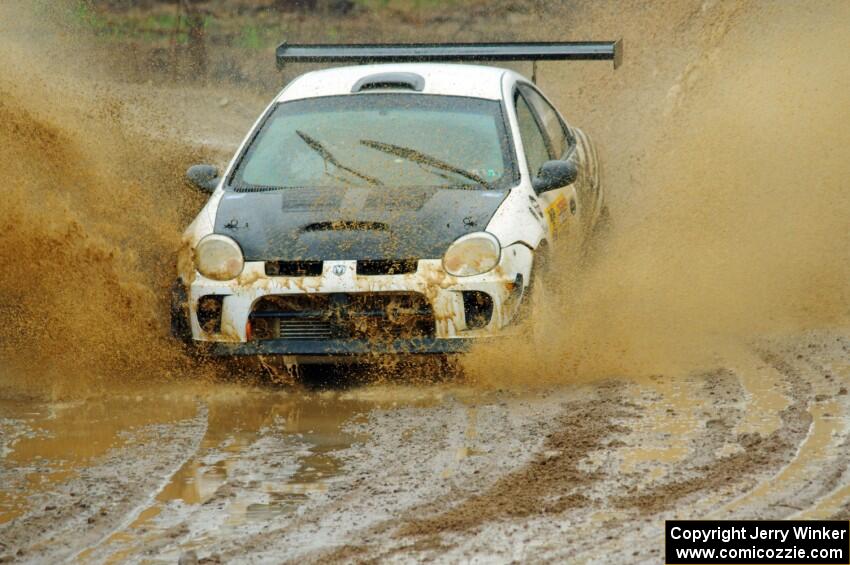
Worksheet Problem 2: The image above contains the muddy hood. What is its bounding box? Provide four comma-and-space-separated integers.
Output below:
213, 187, 508, 261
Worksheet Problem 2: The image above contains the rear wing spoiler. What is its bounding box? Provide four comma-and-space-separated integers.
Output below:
275, 41, 623, 72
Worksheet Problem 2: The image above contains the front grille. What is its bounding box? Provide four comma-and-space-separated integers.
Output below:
265, 259, 418, 276
249, 293, 435, 341
266, 260, 323, 277
261, 318, 334, 340
356, 259, 418, 276
303, 220, 388, 232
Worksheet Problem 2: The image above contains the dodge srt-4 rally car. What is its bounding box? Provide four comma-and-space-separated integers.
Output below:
172, 41, 621, 367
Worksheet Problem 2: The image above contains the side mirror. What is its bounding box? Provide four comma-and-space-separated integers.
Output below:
532, 160, 578, 194
186, 164, 220, 193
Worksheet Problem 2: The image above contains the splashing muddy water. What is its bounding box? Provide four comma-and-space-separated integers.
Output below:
463, 0, 850, 386
0, 47, 204, 395
0, 0, 847, 394
0, 0, 275, 398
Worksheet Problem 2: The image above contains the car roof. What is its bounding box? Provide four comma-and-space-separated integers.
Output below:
276, 63, 520, 102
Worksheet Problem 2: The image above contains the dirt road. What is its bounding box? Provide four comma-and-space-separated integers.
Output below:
1, 0, 849, 563
3, 332, 850, 563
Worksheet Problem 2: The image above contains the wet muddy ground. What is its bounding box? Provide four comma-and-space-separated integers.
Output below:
3, 331, 850, 563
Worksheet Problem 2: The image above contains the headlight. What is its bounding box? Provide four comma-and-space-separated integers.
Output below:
194, 234, 244, 280
442, 232, 501, 277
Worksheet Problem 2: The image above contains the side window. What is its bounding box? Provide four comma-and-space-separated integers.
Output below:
518, 84, 573, 159
515, 93, 550, 177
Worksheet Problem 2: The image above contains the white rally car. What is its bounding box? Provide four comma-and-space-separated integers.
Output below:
172, 42, 621, 365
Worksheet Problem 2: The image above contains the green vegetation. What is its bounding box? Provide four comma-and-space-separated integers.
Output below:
354, 0, 464, 10
51, 0, 525, 88
66, 0, 475, 46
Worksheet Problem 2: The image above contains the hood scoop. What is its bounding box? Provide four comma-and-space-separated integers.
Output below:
303, 220, 389, 232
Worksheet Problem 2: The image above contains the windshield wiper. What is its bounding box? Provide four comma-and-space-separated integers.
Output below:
359, 139, 493, 189
296, 130, 383, 187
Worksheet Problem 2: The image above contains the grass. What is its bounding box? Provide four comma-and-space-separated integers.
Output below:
354, 0, 465, 10
66, 2, 284, 49
68, 0, 479, 46
55, 0, 533, 88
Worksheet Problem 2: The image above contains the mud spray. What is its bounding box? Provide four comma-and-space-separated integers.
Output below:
0, 1, 848, 395
0, 1, 214, 398
463, 1, 850, 386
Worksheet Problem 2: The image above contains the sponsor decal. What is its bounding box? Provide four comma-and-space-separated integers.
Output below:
545, 195, 570, 237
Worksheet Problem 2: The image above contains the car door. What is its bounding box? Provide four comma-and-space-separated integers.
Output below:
514, 85, 577, 240
519, 84, 600, 233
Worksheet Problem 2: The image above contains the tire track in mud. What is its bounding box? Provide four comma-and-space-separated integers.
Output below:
75, 388, 496, 563
69, 404, 210, 563
566, 338, 847, 563
303, 339, 840, 564
397, 382, 634, 535
298, 382, 637, 563
0, 403, 208, 563
715, 336, 850, 521
82, 417, 316, 563
392, 370, 757, 562
138, 388, 580, 564
613, 349, 811, 516
513, 368, 754, 563
796, 336, 850, 521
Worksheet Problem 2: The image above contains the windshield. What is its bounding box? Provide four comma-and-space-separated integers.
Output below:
229, 94, 516, 191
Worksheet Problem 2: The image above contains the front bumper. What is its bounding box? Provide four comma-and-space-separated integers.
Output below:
176, 246, 533, 357
204, 336, 493, 357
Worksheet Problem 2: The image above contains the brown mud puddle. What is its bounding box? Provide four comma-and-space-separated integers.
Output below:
0, 383, 445, 561
0, 395, 199, 525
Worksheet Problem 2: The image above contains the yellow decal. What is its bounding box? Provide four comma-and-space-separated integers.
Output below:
545, 195, 570, 238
